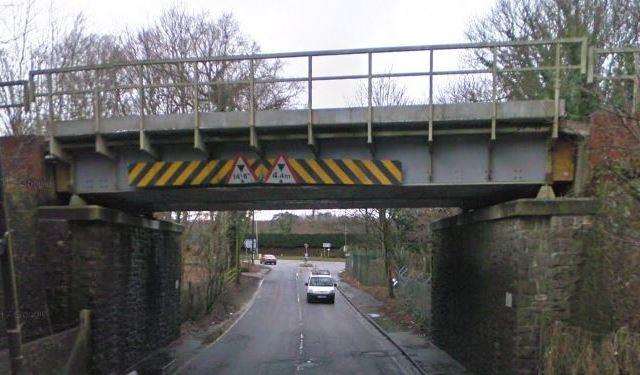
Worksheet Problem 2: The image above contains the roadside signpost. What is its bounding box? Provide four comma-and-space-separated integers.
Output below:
244, 238, 256, 250
322, 242, 331, 257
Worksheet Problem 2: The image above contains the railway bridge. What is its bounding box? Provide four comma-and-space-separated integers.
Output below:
0, 38, 636, 373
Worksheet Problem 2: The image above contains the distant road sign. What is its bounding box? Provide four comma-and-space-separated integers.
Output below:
227, 156, 257, 184
244, 239, 256, 249
265, 155, 298, 184
323, 243, 331, 248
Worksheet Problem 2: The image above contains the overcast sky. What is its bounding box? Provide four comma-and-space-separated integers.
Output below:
65, 0, 494, 50
57, 0, 496, 219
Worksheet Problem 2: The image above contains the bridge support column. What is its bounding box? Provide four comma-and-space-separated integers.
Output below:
0, 136, 63, 341
431, 198, 597, 375
38, 205, 182, 374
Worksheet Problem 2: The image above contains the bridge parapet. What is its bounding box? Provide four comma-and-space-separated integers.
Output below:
0, 38, 592, 159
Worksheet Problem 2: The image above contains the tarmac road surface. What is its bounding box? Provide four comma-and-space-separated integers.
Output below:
178, 259, 419, 375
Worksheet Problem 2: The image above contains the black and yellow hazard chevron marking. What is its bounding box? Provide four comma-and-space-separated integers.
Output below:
128, 158, 402, 187
128, 159, 236, 188
287, 158, 402, 185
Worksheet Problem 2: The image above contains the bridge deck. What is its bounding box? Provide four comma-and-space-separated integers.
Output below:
49, 99, 569, 212
56, 100, 559, 143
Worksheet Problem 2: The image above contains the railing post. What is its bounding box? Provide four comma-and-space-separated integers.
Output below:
427, 49, 434, 183
307, 56, 317, 155
21, 82, 29, 112
367, 52, 374, 154
487, 47, 498, 181
93, 84, 112, 159
139, 66, 145, 129
193, 65, 207, 153
93, 87, 100, 134
580, 37, 588, 75
634, 52, 639, 115
553, 42, 561, 139
249, 59, 260, 154
428, 49, 434, 143
634, 76, 638, 116
47, 73, 54, 130
491, 47, 497, 141
587, 47, 595, 83
138, 65, 158, 158
46, 73, 69, 161
28, 72, 35, 105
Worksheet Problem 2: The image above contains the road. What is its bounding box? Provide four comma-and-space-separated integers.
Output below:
178, 260, 419, 375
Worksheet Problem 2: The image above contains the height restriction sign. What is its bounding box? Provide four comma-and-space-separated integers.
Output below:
227, 156, 258, 184
265, 155, 298, 184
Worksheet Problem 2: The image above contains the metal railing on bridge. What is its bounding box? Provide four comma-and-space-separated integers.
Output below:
0, 38, 638, 152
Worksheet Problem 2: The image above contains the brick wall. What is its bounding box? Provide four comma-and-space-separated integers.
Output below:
0, 136, 63, 342
66, 217, 182, 373
431, 199, 596, 375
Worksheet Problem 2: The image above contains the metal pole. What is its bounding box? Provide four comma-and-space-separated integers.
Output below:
0, 142, 25, 374
344, 221, 347, 249
0, 231, 25, 375
249, 59, 258, 150
428, 49, 434, 143
427, 49, 434, 183
251, 210, 255, 264
367, 52, 373, 146
254, 211, 259, 260
491, 47, 497, 141
235, 213, 240, 285
633, 52, 639, 115
553, 42, 561, 139
307, 56, 314, 148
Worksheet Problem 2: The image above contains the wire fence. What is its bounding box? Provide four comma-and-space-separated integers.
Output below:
346, 248, 432, 329
181, 259, 239, 321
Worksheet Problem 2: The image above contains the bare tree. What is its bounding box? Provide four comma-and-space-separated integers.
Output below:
1, 6, 302, 134
120, 9, 301, 116
350, 75, 413, 107
0, 0, 40, 134
449, 0, 640, 118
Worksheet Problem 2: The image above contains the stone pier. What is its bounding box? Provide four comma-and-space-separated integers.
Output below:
38, 206, 182, 373
431, 198, 598, 374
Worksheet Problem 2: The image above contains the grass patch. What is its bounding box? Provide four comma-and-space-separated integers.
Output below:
544, 322, 640, 374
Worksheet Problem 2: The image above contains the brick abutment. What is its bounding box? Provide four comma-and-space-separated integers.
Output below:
431, 198, 597, 374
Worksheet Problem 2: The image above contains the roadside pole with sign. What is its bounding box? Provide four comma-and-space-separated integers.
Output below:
322, 242, 331, 258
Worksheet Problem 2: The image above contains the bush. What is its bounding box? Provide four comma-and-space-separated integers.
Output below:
544, 322, 640, 374
258, 233, 365, 249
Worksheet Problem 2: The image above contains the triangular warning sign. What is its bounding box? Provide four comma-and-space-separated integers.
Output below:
265, 155, 298, 184
227, 156, 258, 184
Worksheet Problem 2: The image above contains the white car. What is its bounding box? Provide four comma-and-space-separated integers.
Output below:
305, 275, 336, 304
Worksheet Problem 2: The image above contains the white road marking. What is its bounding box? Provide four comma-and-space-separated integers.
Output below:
298, 332, 304, 356
176, 278, 264, 373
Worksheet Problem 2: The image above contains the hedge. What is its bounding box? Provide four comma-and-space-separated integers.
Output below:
256, 233, 365, 249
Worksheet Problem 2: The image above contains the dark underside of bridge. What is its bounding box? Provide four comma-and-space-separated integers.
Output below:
78, 183, 543, 213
